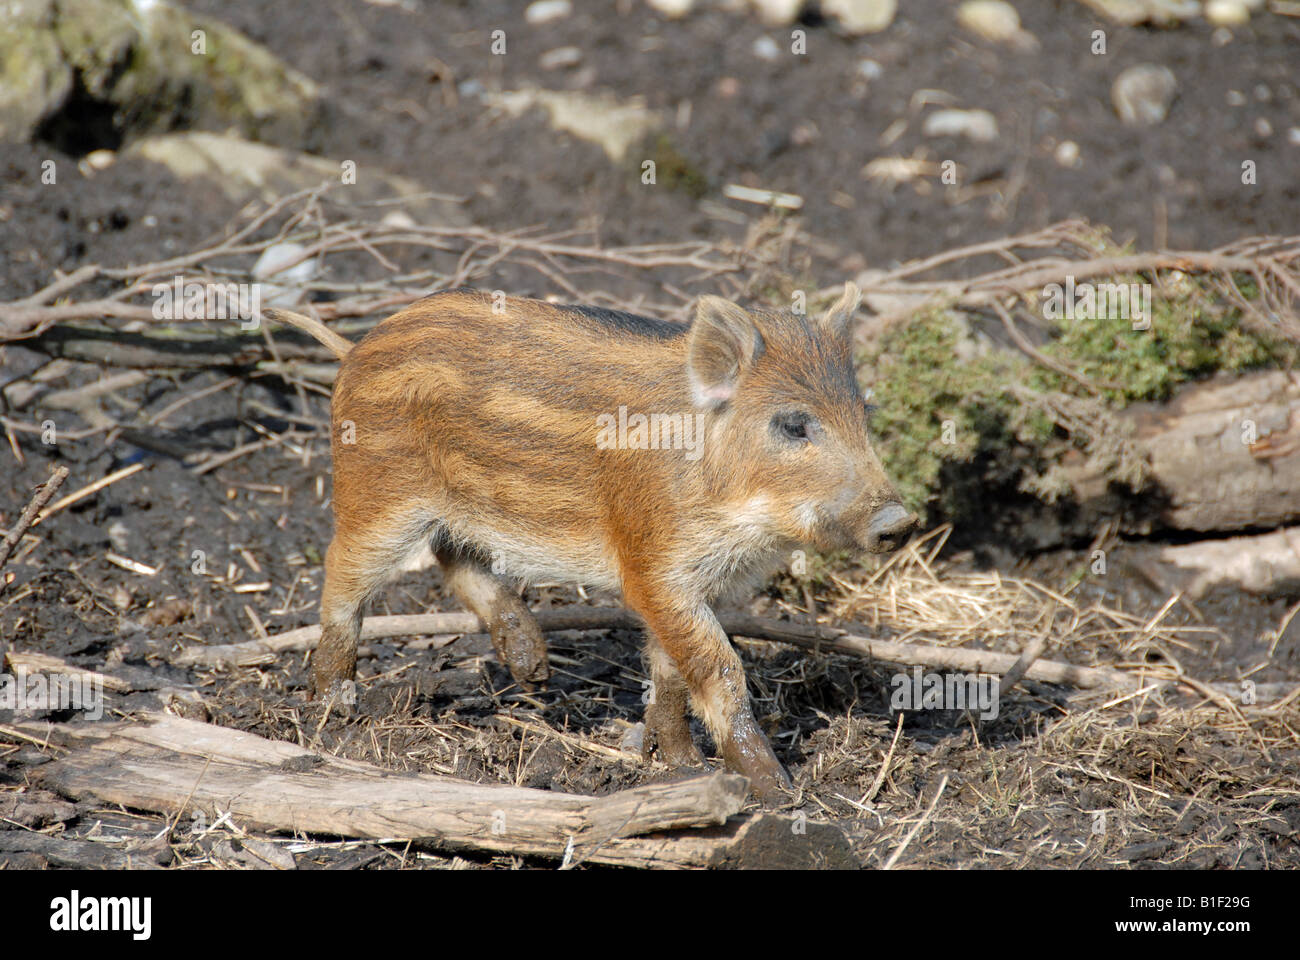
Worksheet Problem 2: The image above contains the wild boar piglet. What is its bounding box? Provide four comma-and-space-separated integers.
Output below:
268, 283, 917, 797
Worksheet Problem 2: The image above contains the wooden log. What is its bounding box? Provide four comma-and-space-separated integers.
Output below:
13, 712, 766, 868
1129, 525, 1300, 599
1061, 369, 1300, 534
0, 832, 162, 870
3, 650, 133, 693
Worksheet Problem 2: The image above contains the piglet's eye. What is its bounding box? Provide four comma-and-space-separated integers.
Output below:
772, 411, 813, 442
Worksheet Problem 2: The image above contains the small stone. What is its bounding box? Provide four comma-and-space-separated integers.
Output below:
1204, 0, 1249, 26
823, 0, 897, 35
1289, 127, 1300, 145
619, 723, 645, 753
922, 108, 999, 142
1226, 89, 1247, 107
381, 210, 417, 229
753, 35, 781, 60
1255, 117, 1272, 137
525, 0, 572, 24
1111, 64, 1178, 127
253, 241, 318, 308
750, 0, 805, 26
791, 122, 818, 145
645, 0, 695, 16
856, 58, 883, 80
84, 149, 116, 170
1054, 139, 1080, 167
540, 46, 583, 69
1211, 26, 1234, 46
956, 1, 1037, 48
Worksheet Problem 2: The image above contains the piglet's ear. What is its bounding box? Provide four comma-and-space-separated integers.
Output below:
820, 282, 861, 337
687, 296, 763, 408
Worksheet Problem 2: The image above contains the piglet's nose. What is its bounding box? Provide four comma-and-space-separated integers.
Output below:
865, 502, 918, 554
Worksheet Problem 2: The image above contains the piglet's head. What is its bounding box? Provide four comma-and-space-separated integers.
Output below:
687, 283, 918, 555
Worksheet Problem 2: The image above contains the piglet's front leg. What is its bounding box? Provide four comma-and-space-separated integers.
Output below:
625, 584, 791, 800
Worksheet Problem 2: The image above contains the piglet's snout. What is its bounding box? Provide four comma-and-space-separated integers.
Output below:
864, 502, 918, 554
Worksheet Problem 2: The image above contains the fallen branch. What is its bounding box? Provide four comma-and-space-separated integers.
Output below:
34, 462, 146, 525
174, 606, 1135, 690
170, 605, 1297, 706
6, 712, 786, 868
0, 464, 68, 571
2, 650, 133, 694
0, 832, 162, 870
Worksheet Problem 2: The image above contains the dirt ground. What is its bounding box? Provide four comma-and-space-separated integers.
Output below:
1, 1, 1298, 869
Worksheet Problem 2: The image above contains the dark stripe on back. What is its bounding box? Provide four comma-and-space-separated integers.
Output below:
566, 304, 688, 340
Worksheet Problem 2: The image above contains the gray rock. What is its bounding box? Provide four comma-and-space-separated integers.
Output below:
126, 132, 466, 225
1112, 64, 1178, 127
645, 0, 696, 16
485, 88, 661, 164
0, 0, 321, 148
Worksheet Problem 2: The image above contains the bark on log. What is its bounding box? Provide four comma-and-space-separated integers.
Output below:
0, 832, 163, 870
1134, 525, 1300, 599
1061, 369, 1300, 533
11, 712, 796, 867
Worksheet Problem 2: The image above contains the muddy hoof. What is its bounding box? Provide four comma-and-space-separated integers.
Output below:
310, 677, 359, 715
642, 713, 705, 768
721, 725, 793, 803
744, 764, 794, 805
308, 666, 356, 702
491, 612, 550, 685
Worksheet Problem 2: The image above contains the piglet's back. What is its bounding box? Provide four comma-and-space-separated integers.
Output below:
328, 291, 695, 571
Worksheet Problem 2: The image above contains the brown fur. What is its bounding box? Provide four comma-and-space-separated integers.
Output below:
266, 286, 916, 798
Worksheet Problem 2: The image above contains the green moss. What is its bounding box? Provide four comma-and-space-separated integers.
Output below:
1035, 275, 1295, 403
865, 307, 1042, 515
861, 271, 1295, 522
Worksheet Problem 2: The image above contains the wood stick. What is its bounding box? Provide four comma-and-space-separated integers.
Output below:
171, 608, 636, 667
2, 650, 133, 693
997, 635, 1050, 693
173, 606, 1139, 690
0, 465, 68, 569
34, 462, 144, 524
191, 607, 1299, 703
